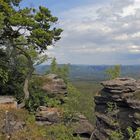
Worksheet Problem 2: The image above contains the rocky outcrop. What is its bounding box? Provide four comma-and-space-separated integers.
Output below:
38, 74, 94, 139
92, 77, 140, 140
42, 74, 67, 96
35, 106, 94, 140
41, 74, 67, 104
35, 106, 62, 125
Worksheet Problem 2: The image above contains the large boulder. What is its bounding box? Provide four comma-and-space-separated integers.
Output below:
35, 106, 62, 125
92, 77, 140, 140
42, 74, 67, 97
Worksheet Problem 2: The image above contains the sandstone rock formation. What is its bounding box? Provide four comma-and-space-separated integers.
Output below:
35, 106, 94, 140
92, 77, 140, 140
38, 74, 94, 139
0, 96, 17, 109
35, 106, 62, 125
42, 74, 67, 102
42, 74, 67, 95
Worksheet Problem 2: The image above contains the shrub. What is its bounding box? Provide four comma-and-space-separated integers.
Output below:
109, 130, 124, 140
106, 65, 121, 79
46, 124, 80, 140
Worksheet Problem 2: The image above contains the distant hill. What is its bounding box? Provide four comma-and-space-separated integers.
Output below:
35, 65, 140, 82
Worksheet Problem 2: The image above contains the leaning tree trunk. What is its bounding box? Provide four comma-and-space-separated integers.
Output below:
18, 63, 34, 108
16, 46, 34, 108
23, 77, 30, 100
23, 66, 34, 100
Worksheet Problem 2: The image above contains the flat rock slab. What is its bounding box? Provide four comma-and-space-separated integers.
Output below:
36, 106, 62, 125
0, 96, 17, 109
101, 77, 137, 93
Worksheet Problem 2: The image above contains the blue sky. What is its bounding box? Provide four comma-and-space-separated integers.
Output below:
21, 0, 106, 11
21, 0, 140, 65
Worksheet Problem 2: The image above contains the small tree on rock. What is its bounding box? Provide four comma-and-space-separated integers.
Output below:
106, 65, 121, 80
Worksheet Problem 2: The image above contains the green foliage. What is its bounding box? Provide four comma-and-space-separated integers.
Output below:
0, 0, 62, 102
0, 49, 9, 85
26, 76, 62, 112
127, 127, 134, 140
109, 130, 124, 140
26, 114, 36, 125
109, 126, 140, 140
25, 90, 47, 112
0, 50, 25, 100
45, 96, 61, 107
107, 102, 118, 116
134, 128, 140, 140
46, 124, 80, 140
26, 89, 61, 112
127, 127, 140, 140
70, 81, 101, 124
47, 58, 69, 83
0, 68, 8, 84
50, 57, 58, 74
64, 83, 81, 113
106, 65, 121, 79
107, 102, 116, 112
62, 82, 96, 124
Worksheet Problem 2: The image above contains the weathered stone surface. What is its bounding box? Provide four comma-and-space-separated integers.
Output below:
91, 129, 107, 140
133, 112, 140, 127
92, 77, 140, 140
101, 77, 137, 93
96, 113, 119, 129
35, 106, 62, 125
0, 96, 17, 109
94, 96, 113, 105
42, 74, 67, 96
72, 114, 94, 140
125, 99, 140, 110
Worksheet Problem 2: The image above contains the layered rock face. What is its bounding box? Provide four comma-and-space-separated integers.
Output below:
37, 74, 94, 139
92, 77, 140, 140
42, 74, 67, 97
35, 106, 94, 139
35, 106, 62, 125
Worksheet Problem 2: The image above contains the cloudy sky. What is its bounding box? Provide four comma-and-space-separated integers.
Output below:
21, 0, 140, 65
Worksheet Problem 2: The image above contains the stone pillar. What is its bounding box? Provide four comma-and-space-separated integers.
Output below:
92, 77, 140, 140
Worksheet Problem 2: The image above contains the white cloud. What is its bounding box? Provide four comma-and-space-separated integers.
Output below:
49, 0, 140, 64
128, 45, 140, 53
114, 34, 129, 41
131, 32, 140, 38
